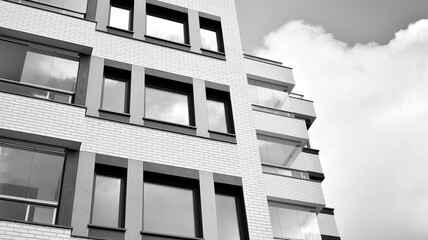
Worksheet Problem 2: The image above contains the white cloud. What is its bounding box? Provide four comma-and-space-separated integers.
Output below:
254, 20, 428, 240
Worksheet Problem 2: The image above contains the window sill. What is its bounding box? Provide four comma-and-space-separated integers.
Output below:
98, 109, 130, 123
143, 117, 197, 136
200, 48, 226, 60
88, 224, 126, 232
106, 25, 134, 38
208, 130, 236, 143
144, 35, 191, 52
0, 81, 86, 109
4, 0, 91, 20
141, 231, 203, 240
0, 217, 72, 230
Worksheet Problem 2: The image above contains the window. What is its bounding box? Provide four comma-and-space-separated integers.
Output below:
0, 142, 65, 224
101, 67, 130, 113
109, 0, 133, 31
145, 75, 194, 126
19, 0, 88, 17
143, 172, 201, 238
91, 165, 126, 228
0, 39, 80, 104
206, 89, 234, 134
248, 80, 290, 111
146, 4, 189, 44
215, 184, 249, 240
258, 135, 301, 167
268, 202, 321, 240
200, 17, 224, 53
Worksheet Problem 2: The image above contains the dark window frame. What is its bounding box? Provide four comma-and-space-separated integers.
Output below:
90, 164, 127, 229
206, 88, 235, 134
199, 17, 224, 53
215, 183, 249, 240
145, 3, 190, 44
108, 0, 134, 31
145, 75, 196, 127
143, 171, 203, 238
0, 140, 66, 225
101, 66, 131, 114
0, 37, 81, 104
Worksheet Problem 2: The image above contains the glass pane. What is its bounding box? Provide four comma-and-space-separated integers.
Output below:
207, 99, 228, 133
276, 168, 293, 177
248, 85, 258, 105
261, 165, 276, 174
255, 86, 275, 108
297, 211, 322, 240
201, 28, 218, 51
20, 52, 52, 88
271, 89, 290, 110
257, 139, 269, 163
0, 146, 33, 198
265, 139, 288, 166
144, 182, 196, 237
28, 152, 64, 202
268, 204, 282, 238
21, 52, 78, 92
63, 0, 87, 13
0, 200, 27, 221
28, 205, 56, 224
216, 194, 240, 240
146, 15, 185, 43
0, 40, 27, 81
39, 0, 64, 9
109, 6, 130, 30
278, 206, 303, 239
50, 56, 78, 92
102, 78, 127, 113
145, 87, 190, 125
92, 175, 122, 227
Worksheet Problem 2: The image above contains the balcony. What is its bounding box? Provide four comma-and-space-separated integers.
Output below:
263, 173, 326, 211
253, 110, 309, 141
290, 148, 323, 174
290, 94, 317, 127
244, 54, 295, 87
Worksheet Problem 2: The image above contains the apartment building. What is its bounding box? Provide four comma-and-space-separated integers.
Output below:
0, 0, 341, 239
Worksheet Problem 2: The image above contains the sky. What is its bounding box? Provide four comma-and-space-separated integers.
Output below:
235, 1, 428, 240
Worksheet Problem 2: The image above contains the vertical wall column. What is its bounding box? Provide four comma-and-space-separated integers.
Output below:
199, 171, 219, 240
85, 56, 104, 117
133, 0, 146, 39
130, 65, 145, 125
71, 151, 96, 236
125, 159, 144, 240
188, 9, 202, 53
193, 78, 209, 137
94, 0, 109, 31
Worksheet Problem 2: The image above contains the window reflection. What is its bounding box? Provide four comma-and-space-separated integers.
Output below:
92, 174, 122, 227
145, 86, 190, 125
35, 0, 87, 13
258, 136, 301, 167
268, 202, 321, 240
248, 83, 290, 111
146, 15, 185, 43
201, 28, 218, 52
143, 182, 196, 237
109, 6, 131, 30
0, 146, 64, 202
102, 78, 128, 113
216, 194, 241, 240
20, 52, 78, 92
207, 99, 228, 133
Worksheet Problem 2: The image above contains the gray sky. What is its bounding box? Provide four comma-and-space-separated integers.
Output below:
235, 1, 428, 240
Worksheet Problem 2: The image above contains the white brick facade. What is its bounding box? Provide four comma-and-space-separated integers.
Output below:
0, 0, 340, 239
